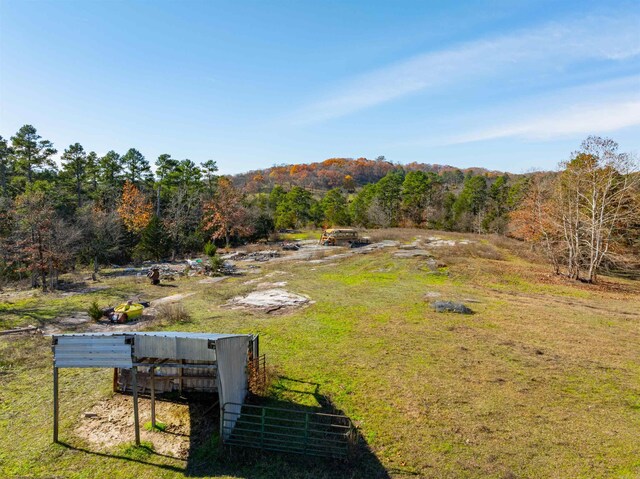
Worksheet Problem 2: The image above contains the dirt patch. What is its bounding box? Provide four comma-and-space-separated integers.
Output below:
151, 293, 195, 305
225, 288, 312, 313
197, 277, 228, 284
74, 394, 215, 459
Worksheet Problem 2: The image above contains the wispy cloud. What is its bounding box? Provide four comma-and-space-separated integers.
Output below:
291, 13, 640, 124
447, 98, 640, 144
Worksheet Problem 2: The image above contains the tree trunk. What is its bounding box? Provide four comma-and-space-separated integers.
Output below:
77, 178, 82, 208
92, 255, 99, 281
0, 161, 6, 196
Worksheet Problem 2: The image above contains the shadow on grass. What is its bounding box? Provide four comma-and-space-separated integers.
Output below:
55, 379, 391, 479
56, 441, 185, 474
185, 377, 391, 479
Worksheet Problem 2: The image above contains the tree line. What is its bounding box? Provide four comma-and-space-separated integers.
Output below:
0, 125, 637, 289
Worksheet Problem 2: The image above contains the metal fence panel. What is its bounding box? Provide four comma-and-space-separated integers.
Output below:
222, 402, 355, 459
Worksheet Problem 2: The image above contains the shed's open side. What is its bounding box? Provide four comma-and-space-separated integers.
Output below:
51, 331, 254, 445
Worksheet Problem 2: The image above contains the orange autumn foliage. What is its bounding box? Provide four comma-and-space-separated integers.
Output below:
117, 181, 153, 233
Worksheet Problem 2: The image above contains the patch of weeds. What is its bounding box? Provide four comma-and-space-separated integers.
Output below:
193, 434, 220, 463
625, 395, 640, 410
281, 230, 321, 241
87, 300, 103, 320
118, 441, 154, 460
143, 421, 167, 432
320, 270, 399, 287
156, 303, 190, 324
613, 460, 640, 478
431, 440, 454, 454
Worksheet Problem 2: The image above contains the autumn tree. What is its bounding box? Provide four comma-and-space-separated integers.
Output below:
343, 174, 356, 193
117, 181, 153, 233
10, 191, 78, 291
202, 177, 252, 247
556, 136, 639, 282
510, 174, 562, 273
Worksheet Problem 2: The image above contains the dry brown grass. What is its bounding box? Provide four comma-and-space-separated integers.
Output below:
155, 302, 191, 324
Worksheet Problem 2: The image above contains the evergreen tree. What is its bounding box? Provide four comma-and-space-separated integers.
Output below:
202, 159, 219, 196
350, 183, 376, 227
136, 215, 170, 261
453, 175, 488, 232
10, 125, 57, 186
61, 143, 88, 208
0, 136, 13, 197
372, 171, 404, 226
121, 148, 151, 185
321, 188, 351, 226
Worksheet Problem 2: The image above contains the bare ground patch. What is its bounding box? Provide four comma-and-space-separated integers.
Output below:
74, 394, 214, 460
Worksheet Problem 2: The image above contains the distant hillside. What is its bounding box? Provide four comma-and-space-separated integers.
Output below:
230, 157, 507, 192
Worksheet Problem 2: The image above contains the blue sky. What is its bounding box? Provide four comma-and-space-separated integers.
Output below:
1, 0, 638, 175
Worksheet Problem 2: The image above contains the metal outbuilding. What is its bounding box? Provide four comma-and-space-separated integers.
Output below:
51, 331, 258, 445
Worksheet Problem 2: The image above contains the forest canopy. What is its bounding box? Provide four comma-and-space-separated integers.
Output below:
0, 125, 637, 289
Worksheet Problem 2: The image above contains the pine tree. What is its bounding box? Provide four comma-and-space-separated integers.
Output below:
136, 215, 170, 261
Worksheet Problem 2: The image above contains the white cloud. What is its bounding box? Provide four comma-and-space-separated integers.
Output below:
291, 13, 640, 123
447, 99, 640, 144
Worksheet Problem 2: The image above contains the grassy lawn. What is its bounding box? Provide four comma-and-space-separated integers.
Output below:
1, 230, 639, 478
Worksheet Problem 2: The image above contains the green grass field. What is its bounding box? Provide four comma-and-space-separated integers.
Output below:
1, 230, 639, 478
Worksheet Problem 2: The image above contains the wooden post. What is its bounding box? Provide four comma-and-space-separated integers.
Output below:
53, 366, 59, 443
113, 368, 119, 392
179, 359, 183, 395
150, 367, 156, 429
131, 367, 140, 446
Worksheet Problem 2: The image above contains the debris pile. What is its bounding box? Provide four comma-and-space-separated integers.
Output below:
242, 250, 281, 262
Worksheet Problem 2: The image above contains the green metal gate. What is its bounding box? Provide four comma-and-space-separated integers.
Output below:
221, 402, 356, 458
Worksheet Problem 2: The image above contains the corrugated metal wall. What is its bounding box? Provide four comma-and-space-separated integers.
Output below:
53, 335, 133, 368
134, 336, 217, 362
